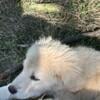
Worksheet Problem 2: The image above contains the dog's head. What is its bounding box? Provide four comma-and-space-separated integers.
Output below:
8, 38, 59, 99
0, 37, 82, 99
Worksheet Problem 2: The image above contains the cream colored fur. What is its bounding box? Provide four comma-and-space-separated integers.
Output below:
0, 37, 100, 100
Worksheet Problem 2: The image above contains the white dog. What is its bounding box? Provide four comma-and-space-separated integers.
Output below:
0, 37, 100, 100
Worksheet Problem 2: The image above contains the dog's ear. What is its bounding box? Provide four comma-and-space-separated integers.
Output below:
67, 77, 85, 93
68, 83, 83, 93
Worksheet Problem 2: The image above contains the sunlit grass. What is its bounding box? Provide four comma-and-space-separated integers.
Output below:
22, 2, 60, 14
65, 0, 100, 32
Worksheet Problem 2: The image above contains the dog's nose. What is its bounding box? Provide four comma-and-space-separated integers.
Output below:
8, 85, 17, 94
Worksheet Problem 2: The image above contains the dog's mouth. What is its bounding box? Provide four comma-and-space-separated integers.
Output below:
10, 92, 54, 100
31, 92, 54, 100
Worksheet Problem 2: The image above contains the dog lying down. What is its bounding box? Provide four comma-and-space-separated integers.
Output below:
0, 37, 100, 100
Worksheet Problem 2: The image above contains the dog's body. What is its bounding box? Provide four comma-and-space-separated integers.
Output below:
0, 37, 100, 100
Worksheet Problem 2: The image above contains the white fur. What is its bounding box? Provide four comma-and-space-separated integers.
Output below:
0, 37, 100, 100
0, 85, 11, 99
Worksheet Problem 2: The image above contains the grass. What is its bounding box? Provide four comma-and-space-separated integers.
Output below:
64, 0, 100, 32
22, 2, 60, 13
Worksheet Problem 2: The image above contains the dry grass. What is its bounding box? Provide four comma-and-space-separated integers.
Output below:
63, 0, 100, 32
21, 0, 100, 32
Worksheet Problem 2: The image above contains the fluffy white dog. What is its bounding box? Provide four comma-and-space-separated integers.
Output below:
0, 37, 100, 100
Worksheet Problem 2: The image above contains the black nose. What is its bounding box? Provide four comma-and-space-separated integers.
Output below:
8, 85, 17, 94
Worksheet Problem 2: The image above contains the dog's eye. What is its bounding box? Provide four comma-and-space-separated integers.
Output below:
30, 74, 40, 81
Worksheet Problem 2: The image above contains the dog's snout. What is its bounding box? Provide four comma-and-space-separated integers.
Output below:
8, 85, 17, 94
